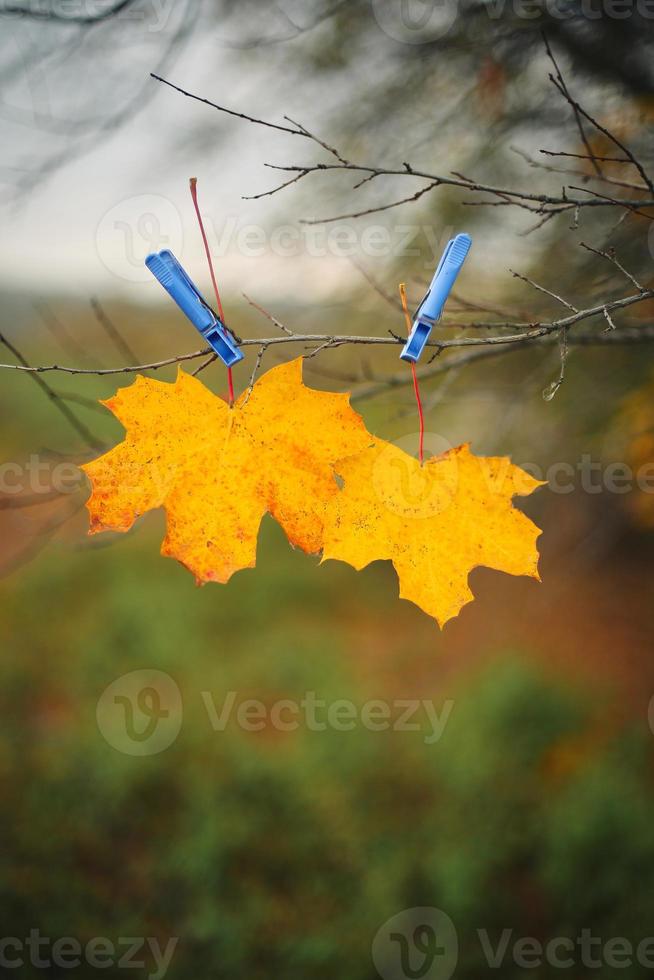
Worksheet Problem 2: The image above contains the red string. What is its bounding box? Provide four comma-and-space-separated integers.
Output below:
189, 177, 234, 405
410, 363, 425, 465
225, 364, 235, 406
399, 283, 425, 465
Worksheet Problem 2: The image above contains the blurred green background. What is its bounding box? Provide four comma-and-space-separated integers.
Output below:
2, 2, 654, 978
2, 309, 654, 977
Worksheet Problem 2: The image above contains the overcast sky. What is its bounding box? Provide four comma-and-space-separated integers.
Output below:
0, 5, 385, 304
0, 2, 540, 310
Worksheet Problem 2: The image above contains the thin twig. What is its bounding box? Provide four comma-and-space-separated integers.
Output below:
242, 294, 295, 335
540, 151, 631, 164
568, 184, 654, 221
150, 73, 307, 138
263, 161, 654, 215
511, 145, 648, 193
0, 331, 103, 449
448, 290, 526, 320
578, 242, 645, 293
350, 321, 654, 402
543, 34, 603, 179
299, 180, 441, 224
53, 390, 110, 414
283, 115, 350, 165
90, 297, 140, 364
242, 170, 309, 200
546, 73, 654, 195
243, 344, 270, 404
191, 353, 217, 377
602, 307, 617, 331
150, 69, 654, 224
350, 259, 404, 311
0, 291, 651, 376
35, 301, 93, 365
542, 327, 569, 401
509, 270, 578, 313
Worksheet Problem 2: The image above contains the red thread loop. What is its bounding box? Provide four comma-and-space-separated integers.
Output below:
410, 363, 425, 466
399, 283, 425, 465
189, 177, 234, 405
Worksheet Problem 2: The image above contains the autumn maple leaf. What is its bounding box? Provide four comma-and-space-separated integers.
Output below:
321, 439, 543, 626
81, 358, 370, 583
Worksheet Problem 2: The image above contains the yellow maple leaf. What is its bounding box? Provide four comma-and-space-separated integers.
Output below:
321, 439, 543, 626
81, 358, 371, 583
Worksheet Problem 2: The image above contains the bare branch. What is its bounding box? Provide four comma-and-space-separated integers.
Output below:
90, 298, 140, 364
0, 331, 103, 449
299, 180, 441, 224
509, 270, 578, 313
35, 302, 93, 365
152, 77, 654, 220
283, 115, 350, 165
53, 390, 110, 414
540, 151, 632, 164
542, 327, 569, 402
242, 294, 295, 335
8, 39, 654, 429
150, 74, 308, 138
603, 307, 617, 331
567, 184, 654, 221
542, 33, 604, 179
0, 290, 651, 379
242, 170, 309, 200
545, 65, 654, 195
351, 320, 654, 402
263, 160, 653, 217
511, 145, 648, 193
191, 353, 217, 377
578, 242, 646, 293
243, 344, 270, 405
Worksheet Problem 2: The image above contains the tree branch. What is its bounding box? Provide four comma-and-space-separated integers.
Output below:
1, 290, 652, 378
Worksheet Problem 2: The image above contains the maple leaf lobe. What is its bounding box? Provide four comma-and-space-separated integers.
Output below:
322, 439, 543, 627
81, 357, 369, 584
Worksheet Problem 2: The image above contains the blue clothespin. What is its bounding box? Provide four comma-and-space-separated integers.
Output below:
400, 233, 472, 363
145, 249, 244, 368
